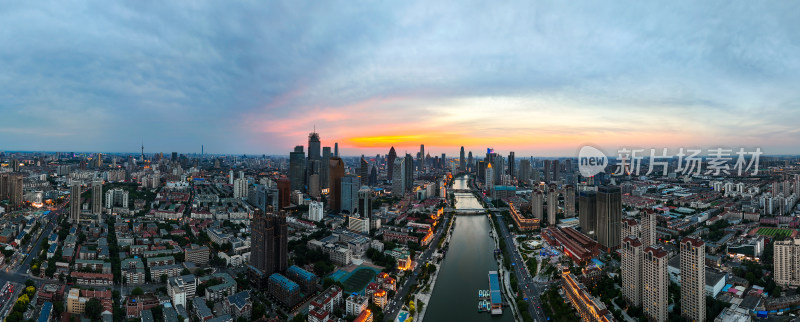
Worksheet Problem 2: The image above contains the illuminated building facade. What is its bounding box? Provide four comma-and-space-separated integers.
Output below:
561, 270, 615, 322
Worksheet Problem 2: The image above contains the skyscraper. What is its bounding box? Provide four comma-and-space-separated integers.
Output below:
70, 183, 81, 224
392, 158, 405, 194
334, 142, 339, 157
357, 187, 373, 217
328, 157, 345, 211
597, 185, 622, 251
642, 246, 669, 322
553, 159, 560, 183
387, 147, 397, 182
359, 158, 369, 186
276, 177, 291, 209
547, 184, 557, 225
249, 207, 288, 289
531, 189, 543, 221
459, 146, 466, 172
308, 131, 321, 162
485, 163, 494, 192
543, 160, 551, 183
579, 191, 598, 240
404, 154, 414, 193
91, 180, 103, 217
341, 175, 360, 214
621, 236, 643, 307
289, 146, 306, 192
419, 145, 425, 172
0, 173, 23, 209
320, 147, 332, 189
467, 151, 473, 172
564, 184, 575, 217
518, 159, 531, 182
508, 152, 515, 178
680, 237, 706, 322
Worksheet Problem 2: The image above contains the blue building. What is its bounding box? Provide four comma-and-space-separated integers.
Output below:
38, 302, 53, 322
341, 175, 360, 214
268, 273, 300, 308
286, 265, 319, 293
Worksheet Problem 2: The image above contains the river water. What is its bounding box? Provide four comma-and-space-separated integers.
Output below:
424, 176, 515, 322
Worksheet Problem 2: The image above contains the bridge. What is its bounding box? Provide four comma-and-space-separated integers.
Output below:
453, 209, 486, 215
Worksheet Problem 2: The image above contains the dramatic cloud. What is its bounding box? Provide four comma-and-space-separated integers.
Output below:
1, 1, 799, 156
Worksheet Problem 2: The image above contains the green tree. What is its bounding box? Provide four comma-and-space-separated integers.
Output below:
160, 274, 168, 283
131, 287, 144, 296
85, 298, 103, 320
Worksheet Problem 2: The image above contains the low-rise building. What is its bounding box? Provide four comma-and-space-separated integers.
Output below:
345, 294, 368, 317
223, 291, 252, 319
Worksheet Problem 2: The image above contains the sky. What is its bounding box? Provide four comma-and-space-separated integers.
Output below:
2, 1, 800, 157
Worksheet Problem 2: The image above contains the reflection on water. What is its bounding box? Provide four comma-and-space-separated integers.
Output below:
425, 176, 513, 322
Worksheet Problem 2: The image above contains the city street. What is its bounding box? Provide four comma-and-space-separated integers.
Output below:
383, 215, 449, 322
495, 212, 548, 322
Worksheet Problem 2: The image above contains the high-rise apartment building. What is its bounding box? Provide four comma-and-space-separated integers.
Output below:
564, 184, 575, 217
518, 159, 531, 182
642, 246, 669, 322
621, 236, 643, 307
547, 184, 558, 225
531, 190, 543, 221
775, 238, 800, 287
105, 188, 129, 210
92, 180, 103, 219
553, 159, 560, 183
597, 185, 622, 251
289, 146, 306, 192
69, 183, 82, 224
640, 210, 657, 248
621, 218, 640, 240
0, 173, 24, 209
543, 160, 551, 183
249, 207, 288, 289
328, 158, 345, 212
579, 191, 597, 239
680, 237, 706, 322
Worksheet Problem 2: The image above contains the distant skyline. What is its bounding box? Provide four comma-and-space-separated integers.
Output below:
2, 2, 800, 156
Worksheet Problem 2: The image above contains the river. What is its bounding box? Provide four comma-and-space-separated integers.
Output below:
424, 176, 515, 322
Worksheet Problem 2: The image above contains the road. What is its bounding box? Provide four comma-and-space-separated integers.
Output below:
383, 214, 450, 322
494, 213, 550, 322
0, 207, 61, 320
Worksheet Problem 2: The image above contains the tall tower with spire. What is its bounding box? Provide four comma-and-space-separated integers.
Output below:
387, 147, 397, 182
140, 142, 145, 162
